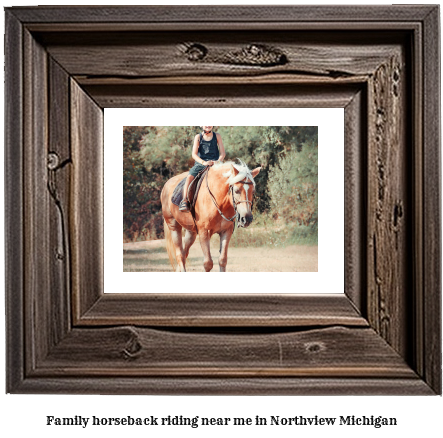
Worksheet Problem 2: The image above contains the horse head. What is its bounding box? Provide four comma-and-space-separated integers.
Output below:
223, 160, 261, 228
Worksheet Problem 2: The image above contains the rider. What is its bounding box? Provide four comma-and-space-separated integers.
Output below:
179, 125, 226, 212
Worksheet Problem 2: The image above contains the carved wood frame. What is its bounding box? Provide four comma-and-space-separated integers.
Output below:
5, 6, 441, 394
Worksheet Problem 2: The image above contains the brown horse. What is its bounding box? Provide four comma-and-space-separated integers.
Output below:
161, 160, 261, 272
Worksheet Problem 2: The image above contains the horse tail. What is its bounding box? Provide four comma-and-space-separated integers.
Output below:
164, 220, 177, 272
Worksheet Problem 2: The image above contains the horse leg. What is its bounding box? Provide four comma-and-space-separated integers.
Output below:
183, 229, 197, 261
198, 230, 213, 272
218, 229, 233, 272
170, 226, 186, 272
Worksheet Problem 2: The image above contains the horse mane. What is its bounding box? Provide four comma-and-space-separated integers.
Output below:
214, 159, 256, 187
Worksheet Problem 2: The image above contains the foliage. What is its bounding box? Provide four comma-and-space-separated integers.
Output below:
123, 126, 318, 243
267, 139, 318, 229
123, 126, 159, 241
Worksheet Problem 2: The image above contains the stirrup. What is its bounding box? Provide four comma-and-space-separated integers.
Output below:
179, 199, 190, 212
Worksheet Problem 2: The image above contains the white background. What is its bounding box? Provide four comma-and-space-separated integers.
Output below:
105, 108, 343, 292
1, 1, 442, 437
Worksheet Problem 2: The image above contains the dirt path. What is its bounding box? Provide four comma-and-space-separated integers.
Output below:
123, 238, 317, 272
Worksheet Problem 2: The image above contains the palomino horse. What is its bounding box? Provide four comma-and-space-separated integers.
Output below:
161, 160, 261, 272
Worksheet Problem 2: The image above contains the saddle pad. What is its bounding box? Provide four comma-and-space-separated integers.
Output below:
171, 177, 187, 207
171, 167, 208, 208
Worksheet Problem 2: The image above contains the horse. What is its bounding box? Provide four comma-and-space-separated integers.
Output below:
161, 160, 261, 272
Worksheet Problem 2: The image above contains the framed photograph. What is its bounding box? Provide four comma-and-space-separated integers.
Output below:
118, 120, 322, 276
5, 5, 440, 394
107, 109, 343, 294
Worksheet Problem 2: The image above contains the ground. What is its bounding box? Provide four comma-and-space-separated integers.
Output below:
123, 238, 318, 272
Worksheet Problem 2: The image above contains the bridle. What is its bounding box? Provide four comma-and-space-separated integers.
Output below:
206, 167, 254, 227
230, 181, 254, 209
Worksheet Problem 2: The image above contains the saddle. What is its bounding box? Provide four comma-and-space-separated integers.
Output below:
171, 166, 209, 212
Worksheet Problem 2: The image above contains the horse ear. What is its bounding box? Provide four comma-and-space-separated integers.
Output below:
251, 167, 261, 178
230, 164, 239, 176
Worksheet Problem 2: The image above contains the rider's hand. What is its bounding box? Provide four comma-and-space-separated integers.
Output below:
205, 160, 214, 166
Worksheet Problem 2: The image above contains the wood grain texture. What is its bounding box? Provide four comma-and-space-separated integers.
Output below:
79, 294, 367, 327
8, 5, 436, 23
26, 23, 425, 34
23, 29, 50, 371
37, 326, 415, 378
48, 58, 72, 344
70, 80, 104, 321
41, 32, 400, 79
13, 377, 434, 396
366, 50, 409, 357
344, 90, 366, 313
4, 10, 24, 393
411, 17, 425, 382
82, 83, 361, 108
4, 5, 441, 394
422, 6, 441, 394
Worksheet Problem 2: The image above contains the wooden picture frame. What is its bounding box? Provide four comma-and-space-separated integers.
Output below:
5, 5, 441, 394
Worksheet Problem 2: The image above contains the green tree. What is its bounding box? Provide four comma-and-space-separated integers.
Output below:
267, 138, 318, 228
123, 126, 157, 241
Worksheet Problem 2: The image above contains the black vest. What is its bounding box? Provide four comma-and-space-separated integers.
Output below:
197, 132, 219, 161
